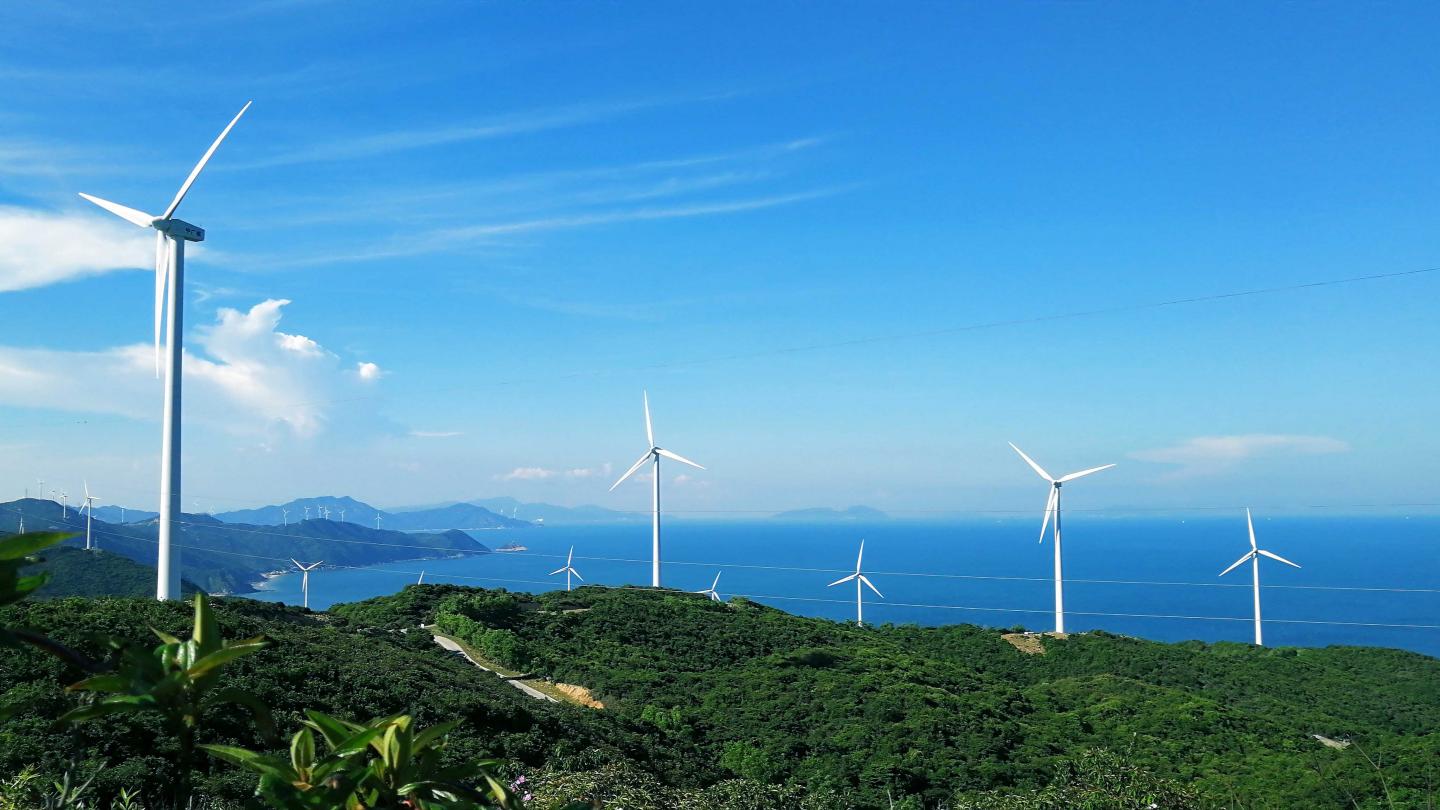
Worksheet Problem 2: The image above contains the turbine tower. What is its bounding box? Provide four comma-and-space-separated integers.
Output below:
290, 558, 322, 609
695, 571, 724, 602
548, 546, 584, 591
1220, 509, 1301, 646
79, 101, 252, 601
609, 391, 705, 587
1009, 443, 1114, 635
828, 540, 882, 626
81, 481, 98, 551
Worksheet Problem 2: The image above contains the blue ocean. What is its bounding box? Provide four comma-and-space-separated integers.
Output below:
247, 516, 1440, 658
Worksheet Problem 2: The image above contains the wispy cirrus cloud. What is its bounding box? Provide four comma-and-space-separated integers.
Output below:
234, 92, 744, 170
496, 464, 611, 482
409, 430, 462, 438
1129, 434, 1350, 478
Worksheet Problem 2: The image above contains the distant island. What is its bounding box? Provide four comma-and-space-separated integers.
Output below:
494, 542, 528, 552
772, 505, 889, 521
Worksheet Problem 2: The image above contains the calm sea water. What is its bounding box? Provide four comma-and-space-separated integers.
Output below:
246, 516, 1440, 658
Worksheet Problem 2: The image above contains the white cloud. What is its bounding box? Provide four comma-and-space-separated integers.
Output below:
499, 467, 557, 481
356, 361, 383, 381
1130, 434, 1350, 478
409, 430, 462, 438
0, 207, 151, 291
0, 298, 380, 438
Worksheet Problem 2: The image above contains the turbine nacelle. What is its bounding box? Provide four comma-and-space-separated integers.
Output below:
155, 219, 205, 242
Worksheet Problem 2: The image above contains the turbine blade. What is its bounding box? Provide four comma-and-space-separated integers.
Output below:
655, 448, 705, 470
828, 573, 857, 587
1247, 508, 1257, 551
860, 575, 884, 599
712, 572, 722, 589
1258, 549, 1301, 569
78, 193, 155, 228
154, 232, 168, 377
290, 558, 302, 569
1039, 487, 1056, 543
1218, 552, 1254, 577
1058, 463, 1116, 483
570, 568, 584, 582
550, 566, 567, 576
162, 101, 252, 220
1008, 442, 1054, 482
643, 390, 654, 448
609, 451, 653, 491
856, 539, 865, 572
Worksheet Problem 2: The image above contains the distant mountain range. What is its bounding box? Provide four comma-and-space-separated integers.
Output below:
0, 498, 489, 596
212, 496, 528, 531
773, 505, 889, 521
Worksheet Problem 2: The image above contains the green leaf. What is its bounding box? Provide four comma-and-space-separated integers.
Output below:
0, 532, 69, 561
66, 673, 131, 693
193, 593, 220, 656
291, 728, 316, 771
185, 638, 268, 679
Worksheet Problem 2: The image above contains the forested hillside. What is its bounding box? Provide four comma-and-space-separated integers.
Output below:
2, 572, 1434, 808
391, 585, 1437, 808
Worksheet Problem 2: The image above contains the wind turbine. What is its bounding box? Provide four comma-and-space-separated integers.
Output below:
1220, 509, 1301, 646
304, 506, 311, 520
695, 571, 724, 602
828, 540, 882, 626
290, 559, 322, 609
609, 391, 705, 587
375, 514, 383, 529
1009, 443, 1115, 635
60, 491, 67, 519
81, 481, 98, 551
548, 546, 584, 592
79, 101, 252, 602
282, 507, 290, 526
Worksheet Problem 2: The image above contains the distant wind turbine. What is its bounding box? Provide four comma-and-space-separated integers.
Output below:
338, 507, 346, 523
609, 391, 705, 587
282, 507, 290, 526
828, 540, 882, 626
81, 481, 98, 551
1009, 443, 1115, 635
695, 571, 724, 603
375, 514, 383, 529
79, 101, 252, 601
60, 491, 67, 519
290, 558, 322, 609
304, 506, 311, 520
549, 546, 584, 592
1220, 509, 1301, 646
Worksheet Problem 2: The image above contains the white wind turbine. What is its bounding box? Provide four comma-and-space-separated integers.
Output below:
290, 558, 322, 609
81, 481, 98, 551
282, 508, 290, 526
1009, 443, 1115, 635
609, 391, 705, 587
828, 540, 883, 627
79, 101, 252, 602
549, 546, 584, 592
1220, 509, 1301, 646
375, 514, 383, 529
695, 571, 724, 603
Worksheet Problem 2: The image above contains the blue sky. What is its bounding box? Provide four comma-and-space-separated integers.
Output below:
1, 2, 1437, 516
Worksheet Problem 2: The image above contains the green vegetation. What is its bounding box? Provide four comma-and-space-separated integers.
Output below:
26, 546, 201, 599
420, 585, 1440, 808
3, 526, 1436, 808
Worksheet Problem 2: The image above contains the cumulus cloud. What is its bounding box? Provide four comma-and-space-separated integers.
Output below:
0, 298, 381, 437
356, 362, 383, 381
0, 207, 153, 291
1129, 434, 1349, 478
